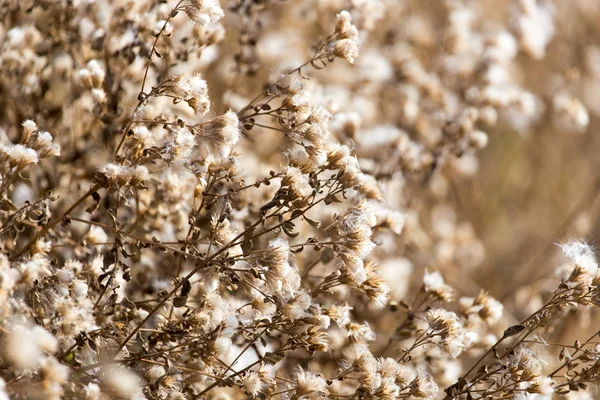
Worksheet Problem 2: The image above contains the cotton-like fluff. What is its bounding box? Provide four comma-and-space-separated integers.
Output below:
3, 323, 58, 370
102, 365, 144, 399
426, 309, 466, 358
559, 241, 599, 288
183, 0, 224, 26
327, 11, 360, 64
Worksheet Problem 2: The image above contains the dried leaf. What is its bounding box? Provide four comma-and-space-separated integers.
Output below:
263, 351, 284, 365
173, 296, 188, 308
303, 215, 321, 228
503, 324, 525, 338
180, 279, 192, 297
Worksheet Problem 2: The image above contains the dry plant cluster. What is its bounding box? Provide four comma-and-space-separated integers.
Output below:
1, 0, 600, 399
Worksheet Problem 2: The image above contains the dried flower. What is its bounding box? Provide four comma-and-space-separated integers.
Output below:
462, 291, 504, 325
184, 0, 224, 26
294, 369, 328, 398
0, 2, 599, 400
426, 309, 466, 358
159, 73, 211, 115
423, 270, 454, 302
2, 144, 39, 169
327, 11, 360, 64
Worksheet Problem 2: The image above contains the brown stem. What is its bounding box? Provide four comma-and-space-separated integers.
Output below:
12, 183, 101, 259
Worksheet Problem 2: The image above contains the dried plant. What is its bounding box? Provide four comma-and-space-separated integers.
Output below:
0, 0, 600, 399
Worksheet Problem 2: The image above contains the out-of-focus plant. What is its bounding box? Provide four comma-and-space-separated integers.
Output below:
0, 0, 599, 399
